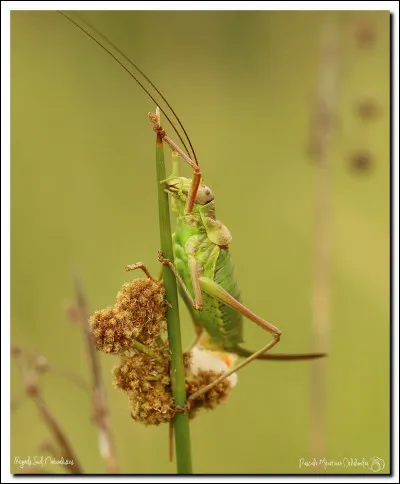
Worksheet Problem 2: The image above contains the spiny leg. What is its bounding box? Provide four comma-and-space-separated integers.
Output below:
157, 250, 203, 311
126, 262, 171, 310
187, 341, 279, 403
149, 108, 201, 214
157, 246, 284, 402
125, 262, 157, 281
157, 227, 204, 348
200, 277, 281, 336
185, 276, 282, 402
233, 346, 327, 361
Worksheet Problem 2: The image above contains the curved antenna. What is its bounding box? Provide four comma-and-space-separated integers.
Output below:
59, 11, 198, 163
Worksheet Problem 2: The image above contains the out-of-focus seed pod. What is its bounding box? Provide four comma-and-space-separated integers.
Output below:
349, 151, 374, 173
355, 21, 376, 47
355, 98, 381, 121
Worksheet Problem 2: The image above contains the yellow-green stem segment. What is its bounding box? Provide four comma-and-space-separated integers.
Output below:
155, 132, 192, 474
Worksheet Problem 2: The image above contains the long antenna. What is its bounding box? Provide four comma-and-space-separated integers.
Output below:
59, 11, 198, 163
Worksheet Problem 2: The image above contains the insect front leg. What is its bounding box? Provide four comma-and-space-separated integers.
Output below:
149, 108, 201, 214
185, 277, 282, 403
125, 262, 158, 281
158, 236, 209, 351
157, 247, 203, 311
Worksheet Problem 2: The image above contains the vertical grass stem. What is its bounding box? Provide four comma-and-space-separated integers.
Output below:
155, 112, 192, 474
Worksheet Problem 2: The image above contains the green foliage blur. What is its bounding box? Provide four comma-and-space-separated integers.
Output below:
11, 10, 390, 475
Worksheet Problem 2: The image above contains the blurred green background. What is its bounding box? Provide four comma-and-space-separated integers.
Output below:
11, 10, 390, 475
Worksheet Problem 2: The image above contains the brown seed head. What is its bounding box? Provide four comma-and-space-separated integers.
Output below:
113, 352, 169, 392
89, 306, 136, 354
89, 277, 167, 353
128, 383, 175, 426
115, 278, 167, 346
114, 353, 175, 425
113, 349, 234, 425
186, 370, 232, 419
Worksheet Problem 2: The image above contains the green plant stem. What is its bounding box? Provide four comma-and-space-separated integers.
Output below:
155, 131, 192, 474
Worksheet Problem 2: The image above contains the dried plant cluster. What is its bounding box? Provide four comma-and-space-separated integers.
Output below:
90, 278, 167, 353
89, 276, 234, 426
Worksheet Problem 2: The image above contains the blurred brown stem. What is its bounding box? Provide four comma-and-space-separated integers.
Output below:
72, 276, 118, 474
309, 24, 340, 464
12, 350, 83, 474
15, 347, 90, 394
40, 439, 63, 461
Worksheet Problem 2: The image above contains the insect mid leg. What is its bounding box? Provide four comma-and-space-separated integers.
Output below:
157, 250, 203, 311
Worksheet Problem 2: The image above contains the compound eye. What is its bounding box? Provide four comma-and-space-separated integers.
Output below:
203, 186, 214, 202
196, 185, 214, 204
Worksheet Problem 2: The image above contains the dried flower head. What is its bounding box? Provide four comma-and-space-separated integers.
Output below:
113, 352, 175, 425
113, 352, 170, 392
88, 269, 237, 426
113, 346, 236, 425
116, 278, 167, 345
89, 306, 135, 354
186, 370, 231, 419
128, 385, 175, 426
89, 277, 167, 353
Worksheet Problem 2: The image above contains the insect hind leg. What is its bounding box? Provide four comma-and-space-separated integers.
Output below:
183, 276, 281, 403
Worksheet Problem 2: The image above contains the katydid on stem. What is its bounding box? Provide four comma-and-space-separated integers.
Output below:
61, 12, 326, 410
143, 108, 326, 405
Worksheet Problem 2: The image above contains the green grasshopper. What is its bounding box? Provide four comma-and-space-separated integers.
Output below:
62, 12, 326, 403
139, 108, 325, 401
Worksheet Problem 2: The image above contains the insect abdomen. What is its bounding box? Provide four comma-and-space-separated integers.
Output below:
172, 220, 243, 350
213, 248, 244, 349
